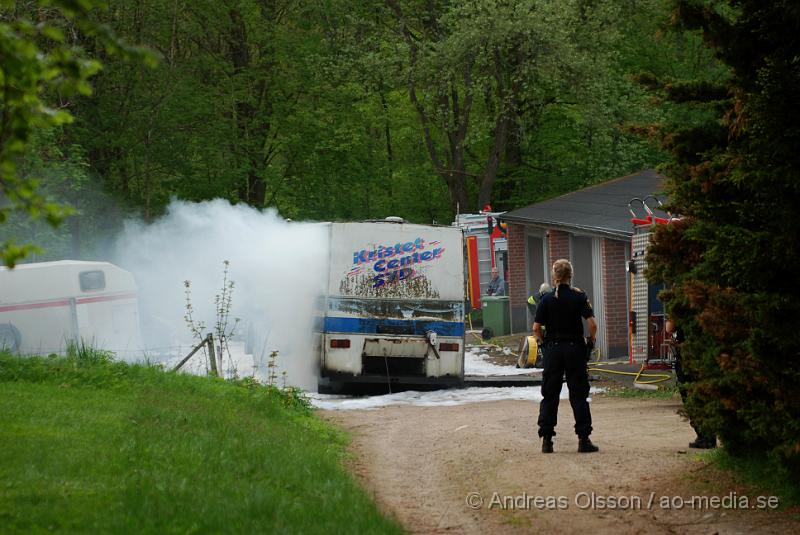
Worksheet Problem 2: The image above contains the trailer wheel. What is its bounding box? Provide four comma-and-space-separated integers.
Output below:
0, 323, 21, 353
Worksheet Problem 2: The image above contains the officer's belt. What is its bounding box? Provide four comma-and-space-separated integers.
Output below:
544, 336, 584, 344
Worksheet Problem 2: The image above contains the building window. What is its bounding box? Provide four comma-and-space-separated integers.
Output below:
79, 270, 105, 291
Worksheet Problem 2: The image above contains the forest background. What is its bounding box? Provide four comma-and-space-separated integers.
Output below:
4, 0, 800, 491
0, 0, 721, 260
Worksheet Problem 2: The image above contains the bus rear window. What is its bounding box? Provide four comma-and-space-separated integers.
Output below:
79, 270, 106, 291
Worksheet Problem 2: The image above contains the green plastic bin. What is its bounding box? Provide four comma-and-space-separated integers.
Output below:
481, 296, 510, 337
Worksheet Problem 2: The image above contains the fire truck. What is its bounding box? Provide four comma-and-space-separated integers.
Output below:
627, 196, 675, 365
454, 206, 508, 311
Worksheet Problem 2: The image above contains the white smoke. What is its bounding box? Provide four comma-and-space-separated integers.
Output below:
113, 199, 329, 390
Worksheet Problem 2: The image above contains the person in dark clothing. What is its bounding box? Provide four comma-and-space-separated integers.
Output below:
526, 282, 552, 319
534, 259, 598, 453
665, 318, 717, 449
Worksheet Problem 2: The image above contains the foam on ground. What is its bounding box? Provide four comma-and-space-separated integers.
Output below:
463, 345, 541, 376
310, 385, 601, 411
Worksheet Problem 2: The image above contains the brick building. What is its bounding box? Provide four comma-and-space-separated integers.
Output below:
499, 169, 667, 359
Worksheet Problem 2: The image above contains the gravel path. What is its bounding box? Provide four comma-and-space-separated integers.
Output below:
321, 395, 799, 534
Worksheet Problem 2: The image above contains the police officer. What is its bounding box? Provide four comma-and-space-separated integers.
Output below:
665, 318, 717, 449
534, 259, 598, 453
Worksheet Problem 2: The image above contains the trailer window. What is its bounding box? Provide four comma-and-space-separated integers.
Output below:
79, 270, 106, 291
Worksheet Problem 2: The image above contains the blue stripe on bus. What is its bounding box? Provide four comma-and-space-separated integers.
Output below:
323, 317, 464, 337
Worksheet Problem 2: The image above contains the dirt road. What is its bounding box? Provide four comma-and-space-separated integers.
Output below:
321, 395, 799, 534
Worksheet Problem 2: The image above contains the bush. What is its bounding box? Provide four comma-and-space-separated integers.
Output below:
644, 1, 800, 477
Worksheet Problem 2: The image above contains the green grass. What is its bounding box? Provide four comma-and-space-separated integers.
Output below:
595, 379, 680, 399
0, 351, 404, 534
704, 448, 800, 508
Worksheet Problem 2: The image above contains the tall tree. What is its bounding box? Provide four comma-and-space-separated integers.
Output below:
0, 0, 146, 265
383, 0, 587, 213
71, 0, 295, 218
645, 0, 800, 476
5, 0, 710, 261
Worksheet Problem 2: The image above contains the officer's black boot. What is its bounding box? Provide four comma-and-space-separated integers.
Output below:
542, 436, 554, 453
578, 436, 599, 453
689, 435, 717, 449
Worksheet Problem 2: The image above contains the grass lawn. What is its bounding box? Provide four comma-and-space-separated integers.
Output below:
0, 351, 403, 534
594, 378, 680, 399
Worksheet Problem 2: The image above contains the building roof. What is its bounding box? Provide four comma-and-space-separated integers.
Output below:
500, 169, 669, 239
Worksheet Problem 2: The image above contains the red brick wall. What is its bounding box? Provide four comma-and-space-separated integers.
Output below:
507, 223, 526, 308
507, 224, 530, 333
547, 230, 570, 265
507, 227, 629, 355
601, 238, 629, 357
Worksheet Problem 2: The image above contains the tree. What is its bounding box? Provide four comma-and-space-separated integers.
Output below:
382, 0, 587, 213
645, 0, 800, 476
3, 126, 120, 261
494, 0, 670, 209
0, 0, 149, 266
4, 0, 709, 259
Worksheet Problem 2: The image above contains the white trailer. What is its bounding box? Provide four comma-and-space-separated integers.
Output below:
0, 260, 143, 356
318, 221, 465, 390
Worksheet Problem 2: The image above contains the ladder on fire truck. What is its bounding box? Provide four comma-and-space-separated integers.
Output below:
627, 196, 677, 369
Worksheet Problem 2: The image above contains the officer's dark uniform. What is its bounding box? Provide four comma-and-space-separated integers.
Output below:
526, 290, 547, 318
671, 326, 716, 448
534, 283, 593, 439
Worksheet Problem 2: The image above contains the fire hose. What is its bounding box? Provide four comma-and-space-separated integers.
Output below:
587, 362, 673, 389
468, 314, 673, 388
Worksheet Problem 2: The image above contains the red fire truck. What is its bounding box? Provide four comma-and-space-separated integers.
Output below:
454, 205, 508, 311
627, 196, 675, 366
